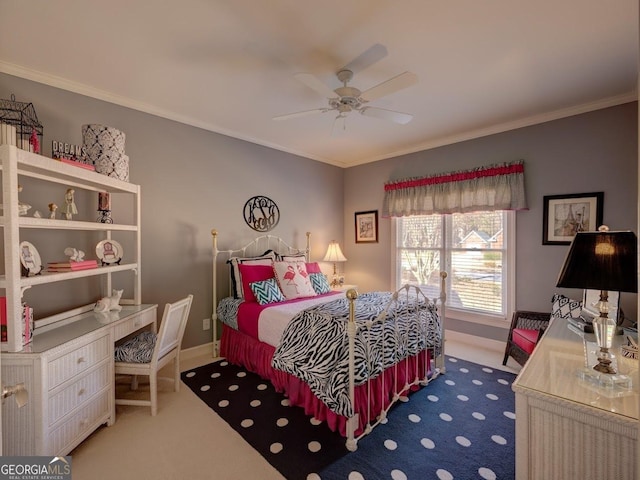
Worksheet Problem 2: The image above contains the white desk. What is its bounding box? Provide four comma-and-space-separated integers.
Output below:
512, 317, 638, 479
1, 304, 157, 456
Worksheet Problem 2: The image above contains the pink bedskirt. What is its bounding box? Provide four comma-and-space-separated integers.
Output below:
220, 324, 431, 437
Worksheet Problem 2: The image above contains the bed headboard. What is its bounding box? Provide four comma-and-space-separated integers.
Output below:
210, 230, 311, 356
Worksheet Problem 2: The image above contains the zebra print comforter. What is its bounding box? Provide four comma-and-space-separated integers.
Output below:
271, 291, 441, 417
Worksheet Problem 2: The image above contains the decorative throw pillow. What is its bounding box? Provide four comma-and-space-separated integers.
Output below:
309, 272, 331, 294
551, 293, 582, 319
305, 262, 322, 274
273, 260, 317, 300
279, 252, 307, 262
238, 264, 275, 303
250, 278, 285, 305
227, 250, 276, 298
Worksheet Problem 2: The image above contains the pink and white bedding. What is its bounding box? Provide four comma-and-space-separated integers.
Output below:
217, 291, 342, 346
218, 289, 441, 418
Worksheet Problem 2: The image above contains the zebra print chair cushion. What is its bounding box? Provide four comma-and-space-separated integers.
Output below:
115, 330, 157, 363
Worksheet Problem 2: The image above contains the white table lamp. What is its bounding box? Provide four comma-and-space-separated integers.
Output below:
323, 241, 347, 287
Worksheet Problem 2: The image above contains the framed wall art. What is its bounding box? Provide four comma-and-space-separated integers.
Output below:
542, 192, 604, 245
355, 210, 378, 243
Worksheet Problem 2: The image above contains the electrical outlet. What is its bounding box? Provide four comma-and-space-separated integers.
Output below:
202, 318, 211, 330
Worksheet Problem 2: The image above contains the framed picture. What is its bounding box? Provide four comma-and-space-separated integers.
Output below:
582, 289, 620, 324
542, 192, 604, 245
19, 241, 42, 276
355, 210, 378, 243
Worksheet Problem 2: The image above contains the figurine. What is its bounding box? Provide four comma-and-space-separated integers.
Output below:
63, 188, 78, 220
17, 185, 31, 216
64, 247, 85, 262
94, 289, 123, 313
48, 203, 58, 219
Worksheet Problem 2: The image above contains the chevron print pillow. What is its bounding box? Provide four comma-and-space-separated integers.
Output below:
551, 293, 582, 319
250, 278, 285, 305
309, 272, 331, 294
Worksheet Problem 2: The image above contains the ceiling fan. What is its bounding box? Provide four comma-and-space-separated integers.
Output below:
273, 45, 418, 127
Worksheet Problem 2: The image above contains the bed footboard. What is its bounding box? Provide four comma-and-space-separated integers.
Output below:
344, 274, 446, 451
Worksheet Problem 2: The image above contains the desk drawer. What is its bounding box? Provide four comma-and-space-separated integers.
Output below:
113, 308, 156, 340
48, 389, 110, 456
47, 335, 110, 390
48, 361, 110, 426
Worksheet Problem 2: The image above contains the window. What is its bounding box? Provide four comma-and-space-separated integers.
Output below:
393, 210, 514, 325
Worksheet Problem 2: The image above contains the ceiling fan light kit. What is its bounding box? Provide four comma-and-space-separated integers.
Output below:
273, 45, 418, 127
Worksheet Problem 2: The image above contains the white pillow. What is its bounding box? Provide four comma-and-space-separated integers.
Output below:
273, 261, 317, 300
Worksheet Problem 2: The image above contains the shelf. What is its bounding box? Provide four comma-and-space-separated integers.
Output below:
0, 144, 142, 352
1, 216, 138, 231
0, 263, 138, 288
0, 145, 138, 194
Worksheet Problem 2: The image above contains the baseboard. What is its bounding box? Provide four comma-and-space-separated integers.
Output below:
445, 329, 505, 354
181, 341, 215, 360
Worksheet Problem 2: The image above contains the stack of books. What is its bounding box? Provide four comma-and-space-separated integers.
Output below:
46, 259, 98, 272
0, 297, 33, 346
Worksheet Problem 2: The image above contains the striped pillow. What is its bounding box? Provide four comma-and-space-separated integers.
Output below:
250, 278, 285, 305
309, 272, 331, 294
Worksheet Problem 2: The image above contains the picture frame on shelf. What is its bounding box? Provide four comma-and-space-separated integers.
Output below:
355, 210, 378, 244
19, 241, 42, 276
542, 192, 604, 245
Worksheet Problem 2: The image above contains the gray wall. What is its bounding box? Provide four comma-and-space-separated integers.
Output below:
343, 102, 638, 341
0, 73, 344, 349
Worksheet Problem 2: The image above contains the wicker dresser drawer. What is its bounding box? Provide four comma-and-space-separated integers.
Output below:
48, 360, 110, 426
48, 389, 110, 456
112, 307, 156, 340
47, 335, 111, 390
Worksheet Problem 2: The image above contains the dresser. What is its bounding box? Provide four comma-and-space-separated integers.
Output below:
2, 304, 156, 456
512, 317, 638, 479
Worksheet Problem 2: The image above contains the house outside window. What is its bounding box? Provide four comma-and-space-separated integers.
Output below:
393, 210, 515, 327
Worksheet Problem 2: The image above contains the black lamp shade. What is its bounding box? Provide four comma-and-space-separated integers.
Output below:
556, 230, 638, 293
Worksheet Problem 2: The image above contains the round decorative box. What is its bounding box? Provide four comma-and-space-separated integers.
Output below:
82, 124, 129, 181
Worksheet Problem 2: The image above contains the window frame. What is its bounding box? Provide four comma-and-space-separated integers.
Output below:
391, 210, 515, 328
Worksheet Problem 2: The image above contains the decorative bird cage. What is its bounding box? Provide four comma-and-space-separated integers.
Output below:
0, 94, 43, 153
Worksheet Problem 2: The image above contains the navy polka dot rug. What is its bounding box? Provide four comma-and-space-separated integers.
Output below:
181, 356, 516, 480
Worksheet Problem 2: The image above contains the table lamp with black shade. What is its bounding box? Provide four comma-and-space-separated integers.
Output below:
556, 226, 638, 375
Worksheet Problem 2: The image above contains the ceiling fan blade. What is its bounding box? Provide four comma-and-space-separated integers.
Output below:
360, 71, 418, 102
340, 43, 388, 74
294, 73, 337, 99
360, 107, 413, 125
273, 108, 328, 121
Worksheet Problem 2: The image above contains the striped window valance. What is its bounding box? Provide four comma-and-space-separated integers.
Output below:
383, 160, 528, 217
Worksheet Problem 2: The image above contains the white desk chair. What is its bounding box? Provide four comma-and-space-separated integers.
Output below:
114, 294, 193, 416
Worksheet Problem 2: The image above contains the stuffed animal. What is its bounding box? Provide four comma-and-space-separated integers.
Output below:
94, 289, 123, 313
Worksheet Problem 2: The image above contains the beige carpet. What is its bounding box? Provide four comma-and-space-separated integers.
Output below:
70, 334, 518, 480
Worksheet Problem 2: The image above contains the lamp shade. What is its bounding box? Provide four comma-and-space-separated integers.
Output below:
556, 230, 638, 293
323, 241, 347, 263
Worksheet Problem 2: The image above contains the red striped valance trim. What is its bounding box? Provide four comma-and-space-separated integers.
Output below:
384, 162, 524, 192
